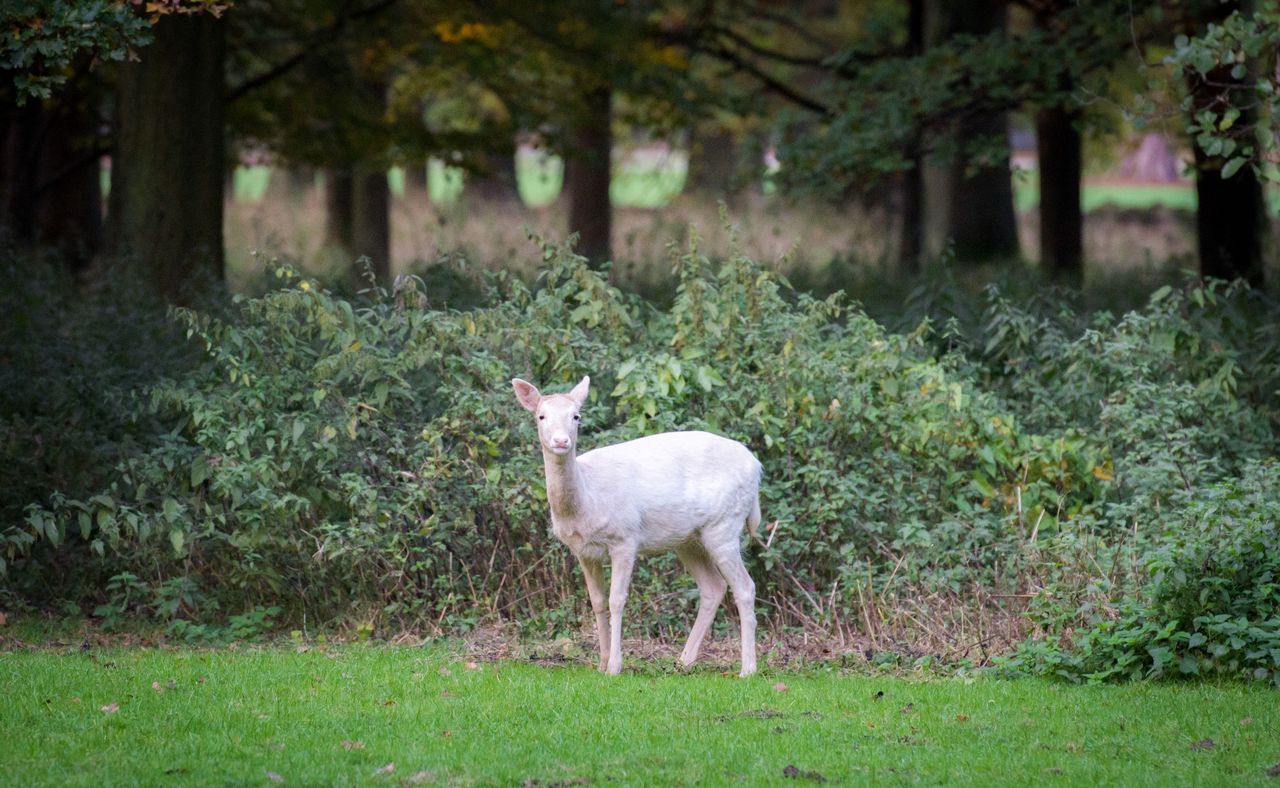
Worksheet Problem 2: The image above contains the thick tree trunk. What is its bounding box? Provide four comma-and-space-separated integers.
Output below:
36, 96, 103, 270
1191, 143, 1265, 287
926, 0, 1019, 264
352, 168, 390, 281
946, 113, 1019, 263
897, 0, 926, 275
108, 13, 224, 300
1, 100, 41, 243
1185, 1, 1266, 287
1036, 105, 1083, 283
325, 168, 354, 253
566, 88, 612, 266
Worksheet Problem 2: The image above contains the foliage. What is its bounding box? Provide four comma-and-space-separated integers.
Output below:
2, 1, 149, 102
1166, 1, 1280, 181
3, 238, 1277, 687
1005, 462, 1280, 685
2, 0, 226, 102
0, 254, 198, 581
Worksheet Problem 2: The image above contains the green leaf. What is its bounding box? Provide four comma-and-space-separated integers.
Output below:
1220, 157, 1246, 179
169, 528, 185, 555
191, 456, 211, 487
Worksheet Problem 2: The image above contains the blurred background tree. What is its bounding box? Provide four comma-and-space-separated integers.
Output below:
3, 0, 1279, 295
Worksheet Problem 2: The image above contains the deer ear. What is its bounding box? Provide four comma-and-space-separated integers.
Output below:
568, 375, 590, 407
512, 378, 541, 412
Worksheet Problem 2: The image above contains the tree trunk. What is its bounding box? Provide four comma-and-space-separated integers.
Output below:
688, 127, 737, 197
325, 168, 354, 253
897, 0, 926, 275
1035, 105, 1083, 283
1191, 142, 1265, 287
468, 145, 520, 206
108, 13, 224, 301
1185, 1, 1266, 287
927, 0, 1019, 264
352, 168, 390, 282
566, 88, 612, 266
1, 99, 41, 244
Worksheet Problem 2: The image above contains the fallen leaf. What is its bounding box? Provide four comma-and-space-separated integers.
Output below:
438, 667, 452, 677
197, 676, 206, 684
383, 699, 396, 707
440, 691, 453, 699
151, 681, 164, 694
782, 764, 827, 782
1265, 763, 1280, 777
165, 680, 177, 690
374, 763, 395, 775
1240, 717, 1254, 727
441, 730, 452, 738
772, 682, 788, 693
1190, 738, 1215, 751
340, 740, 365, 750
406, 771, 436, 784
0, 611, 7, 626
955, 714, 969, 722
266, 771, 283, 782
101, 703, 119, 713
464, 660, 480, 671
900, 703, 914, 714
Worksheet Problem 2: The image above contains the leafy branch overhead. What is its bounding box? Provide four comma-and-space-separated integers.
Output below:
2, 0, 226, 102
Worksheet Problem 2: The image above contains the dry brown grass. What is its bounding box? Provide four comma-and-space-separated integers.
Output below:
226, 180, 1200, 297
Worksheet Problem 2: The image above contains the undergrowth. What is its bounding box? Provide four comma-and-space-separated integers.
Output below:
1, 233, 1277, 683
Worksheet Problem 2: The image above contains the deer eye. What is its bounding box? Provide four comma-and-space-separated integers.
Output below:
573, 414, 580, 421
538, 415, 545, 420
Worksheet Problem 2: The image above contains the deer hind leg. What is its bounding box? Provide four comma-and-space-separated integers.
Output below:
704, 535, 757, 677
676, 543, 727, 668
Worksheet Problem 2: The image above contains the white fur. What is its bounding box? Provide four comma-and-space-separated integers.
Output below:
513, 375, 762, 677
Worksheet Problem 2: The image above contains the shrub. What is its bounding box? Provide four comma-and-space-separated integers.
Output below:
1006, 461, 1280, 685
3, 235, 1276, 677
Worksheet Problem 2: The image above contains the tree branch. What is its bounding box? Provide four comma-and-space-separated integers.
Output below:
226, 0, 399, 103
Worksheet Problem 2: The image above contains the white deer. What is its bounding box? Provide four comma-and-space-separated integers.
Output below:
512, 375, 762, 676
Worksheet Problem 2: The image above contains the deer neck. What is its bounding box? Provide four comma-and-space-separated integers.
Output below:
543, 449, 589, 521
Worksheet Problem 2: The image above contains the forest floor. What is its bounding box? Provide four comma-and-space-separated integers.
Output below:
3, 622, 1278, 786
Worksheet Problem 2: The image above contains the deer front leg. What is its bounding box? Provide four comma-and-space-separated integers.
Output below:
578, 555, 609, 672
606, 544, 637, 675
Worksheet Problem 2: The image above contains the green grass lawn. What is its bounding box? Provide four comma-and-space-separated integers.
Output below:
2, 643, 1277, 785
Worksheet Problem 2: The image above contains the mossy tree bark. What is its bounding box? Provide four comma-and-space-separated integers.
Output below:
108, 13, 224, 301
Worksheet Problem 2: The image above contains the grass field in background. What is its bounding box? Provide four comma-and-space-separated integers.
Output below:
230, 158, 1280, 215
3, 641, 1278, 785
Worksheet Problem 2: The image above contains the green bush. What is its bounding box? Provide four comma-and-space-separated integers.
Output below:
1005, 461, 1280, 685
3, 235, 1277, 681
